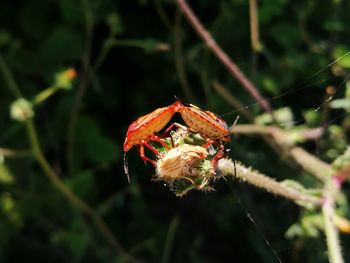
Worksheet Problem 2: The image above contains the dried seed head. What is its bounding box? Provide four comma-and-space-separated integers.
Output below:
156, 144, 208, 180
154, 143, 216, 197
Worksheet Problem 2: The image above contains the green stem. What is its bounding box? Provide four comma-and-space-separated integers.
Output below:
322, 179, 344, 263
33, 86, 60, 105
162, 216, 180, 263
0, 51, 135, 262
217, 159, 323, 207
0, 54, 22, 97
25, 119, 135, 262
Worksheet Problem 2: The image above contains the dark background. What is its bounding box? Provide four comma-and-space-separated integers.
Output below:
0, 0, 349, 262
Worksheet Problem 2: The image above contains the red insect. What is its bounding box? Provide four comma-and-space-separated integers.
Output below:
123, 100, 233, 181
178, 103, 231, 145
123, 101, 182, 181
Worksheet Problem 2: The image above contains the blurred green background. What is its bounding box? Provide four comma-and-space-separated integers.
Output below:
1, 0, 350, 262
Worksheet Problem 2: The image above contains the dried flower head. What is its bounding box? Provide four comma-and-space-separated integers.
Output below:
152, 128, 224, 197
156, 144, 208, 180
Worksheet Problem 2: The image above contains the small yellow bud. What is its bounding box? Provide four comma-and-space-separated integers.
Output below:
334, 215, 350, 234
54, 68, 77, 90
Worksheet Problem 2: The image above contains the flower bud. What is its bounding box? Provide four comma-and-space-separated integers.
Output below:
54, 68, 77, 90
10, 98, 34, 122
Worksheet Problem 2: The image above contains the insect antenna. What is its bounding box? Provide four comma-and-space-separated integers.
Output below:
123, 153, 131, 183
229, 115, 240, 132
173, 94, 181, 101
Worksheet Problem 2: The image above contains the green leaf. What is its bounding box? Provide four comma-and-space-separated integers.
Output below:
332, 45, 350, 68
0, 162, 14, 185
40, 26, 83, 64
76, 116, 120, 163
106, 13, 124, 36
66, 170, 94, 199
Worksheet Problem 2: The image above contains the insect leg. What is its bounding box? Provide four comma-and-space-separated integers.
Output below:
202, 138, 215, 148
139, 143, 157, 166
160, 122, 188, 137
211, 145, 226, 168
150, 135, 170, 150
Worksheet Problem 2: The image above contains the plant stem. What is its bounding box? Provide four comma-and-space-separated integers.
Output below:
162, 216, 180, 263
0, 51, 135, 262
0, 54, 22, 97
0, 148, 32, 158
322, 178, 344, 263
290, 147, 332, 182
33, 86, 60, 105
176, 0, 272, 114
212, 80, 255, 122
67, 0, 94, 175
249, 0, 260, 52
173, 8, 197, 103
249, 0, 260, 81
217, 159, 323, 206
232, 124, 332, 182
25, 119, 135, 262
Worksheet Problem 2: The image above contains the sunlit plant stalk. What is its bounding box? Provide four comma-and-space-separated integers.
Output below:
152, 124, 345, 263
0, 53, 135, 262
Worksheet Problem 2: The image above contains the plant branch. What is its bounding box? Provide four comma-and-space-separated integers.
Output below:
154, 0, 173, 31
249, 0, 260, 81
217, 159, 323, 206
0, 148, 32, 158
0, 51, 135, 262
176, 0, 272, 113
67, 0, 94, 175
322, 178, 344, 263
290, 147, 332, 182
0, 54, 22, 98
249, 0, 261, 52
232, 124, 332, 182
25, 119, 135, 262
173, 8, 197, 103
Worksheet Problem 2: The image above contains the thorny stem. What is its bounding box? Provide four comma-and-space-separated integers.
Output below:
231, 124, 345, 262
176, 0, 272, 114
0, 52, 135, 262
232, 124, 332, 182
290, 147, 332, 182
217, 159, 323, 206
323, 178, 344, 263
212, 81, 283, 157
